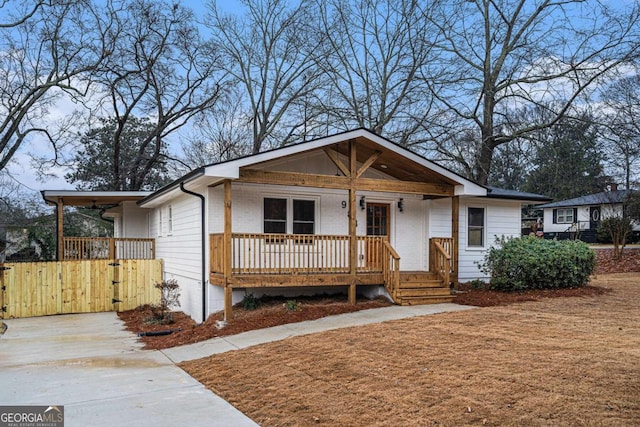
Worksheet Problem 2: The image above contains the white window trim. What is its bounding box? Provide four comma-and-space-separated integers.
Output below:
466, 205, 487, 250
167, 205, 173, 235
262, 194, 320, 234
556, 208, 575, 224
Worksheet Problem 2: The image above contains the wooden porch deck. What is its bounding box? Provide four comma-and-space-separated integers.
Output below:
209, 233, 455, 315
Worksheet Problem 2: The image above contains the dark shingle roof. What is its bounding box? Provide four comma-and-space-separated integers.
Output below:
485, 186, 552, 202
537, 190, 634, 208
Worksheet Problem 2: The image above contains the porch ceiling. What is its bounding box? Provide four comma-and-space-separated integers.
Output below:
41, 190, 151, 207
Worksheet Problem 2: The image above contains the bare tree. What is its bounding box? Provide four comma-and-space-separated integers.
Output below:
600, 70, 640, 189
425, 0, 640, 185
313, 0, 435, 146
205, 0, 325, 154
181, 88, 253, 169
0, 1, 46, 28
88, 0, 224, 190
0, 0, 118, 173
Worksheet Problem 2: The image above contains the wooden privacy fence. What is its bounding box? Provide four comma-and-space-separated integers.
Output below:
0, 259, 163, 319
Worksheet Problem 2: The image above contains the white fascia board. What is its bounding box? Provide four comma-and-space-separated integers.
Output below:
204, 164, 240, 179
455, 184, 487, 197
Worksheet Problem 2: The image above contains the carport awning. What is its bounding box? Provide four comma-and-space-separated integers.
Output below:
41, 190, 151, 207
40, 190, 151, 261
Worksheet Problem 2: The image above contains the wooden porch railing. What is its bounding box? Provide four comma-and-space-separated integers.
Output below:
382, 240, 400, 299
210, 233, 388, 275
429, 237, 453, 286
63, 237, 155, 260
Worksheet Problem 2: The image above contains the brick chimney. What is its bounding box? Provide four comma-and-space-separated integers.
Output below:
609, 183, 618, 191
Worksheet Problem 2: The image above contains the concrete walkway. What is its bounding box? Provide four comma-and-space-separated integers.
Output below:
0, 303, 475, 427
162, 303, 475, 363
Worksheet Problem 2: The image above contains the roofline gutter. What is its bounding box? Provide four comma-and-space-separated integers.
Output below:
485, 194, 553, 202
139, 168, 205, 206
179, 182, 207, 324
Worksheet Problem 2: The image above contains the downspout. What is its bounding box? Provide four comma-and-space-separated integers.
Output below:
179, 182, 207, 324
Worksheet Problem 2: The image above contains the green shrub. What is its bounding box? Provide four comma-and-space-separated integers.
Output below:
242, 293, 260, 310
480, 236, 595, 291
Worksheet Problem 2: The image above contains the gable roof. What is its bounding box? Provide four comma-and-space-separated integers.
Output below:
537, 190, 634, 208
139, 128, 490, 207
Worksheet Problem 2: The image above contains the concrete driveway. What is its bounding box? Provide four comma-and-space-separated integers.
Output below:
0, 313, 257, 427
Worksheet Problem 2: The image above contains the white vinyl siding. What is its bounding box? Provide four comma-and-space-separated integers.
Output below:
458, 198, 521, 282
153, 192, 204, 321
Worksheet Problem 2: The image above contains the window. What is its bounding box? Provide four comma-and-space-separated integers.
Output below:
263, 197, 316, 234
293, 200, 315, 234
168, 205, 173, 233
554, 208, 575, 224
158, 209, 164, 236
468, 207, 485, 247
264, 198, 287, 233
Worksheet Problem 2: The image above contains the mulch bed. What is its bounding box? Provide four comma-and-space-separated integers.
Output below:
594, 247, 640, 274
118, 295, 392, 350
453, 283, 610, 307
119, 283, 610, 349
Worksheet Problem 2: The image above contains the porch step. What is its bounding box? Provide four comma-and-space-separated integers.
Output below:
392, 271, 455, 306
398, 295, 456, 306
399, 271, 439, 283
396, 287, 453, 298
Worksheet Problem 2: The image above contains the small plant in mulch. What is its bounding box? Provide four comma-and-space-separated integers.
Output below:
285, 299, 299, 311
470, 279, 486, 289
147, 279, 181, 325
242, 293, 260, 310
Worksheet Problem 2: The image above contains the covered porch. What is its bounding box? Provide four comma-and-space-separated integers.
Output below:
205, 137, 464, 320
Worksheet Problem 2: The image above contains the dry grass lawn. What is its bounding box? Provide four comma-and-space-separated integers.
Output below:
181, 274, 640, 426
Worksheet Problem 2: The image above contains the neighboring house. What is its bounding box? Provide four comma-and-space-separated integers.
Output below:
538, 188, 640, 243
43, 129, 550, 323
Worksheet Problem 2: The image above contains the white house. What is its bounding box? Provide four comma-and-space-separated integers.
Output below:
43, 129, 550, 322
538, 188, 639, 243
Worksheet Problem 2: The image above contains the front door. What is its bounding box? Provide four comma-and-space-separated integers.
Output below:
366, 203, 390, 268
590, 206, 601, 230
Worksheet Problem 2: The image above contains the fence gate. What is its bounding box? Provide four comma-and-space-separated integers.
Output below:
0, 259, 162, 319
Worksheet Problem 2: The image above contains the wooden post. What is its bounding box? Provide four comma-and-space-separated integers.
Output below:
451, 195, 460, 289
223, 180, 233, 320
56, 198, 64, 261
108, 238, 116, 260
348, 140, 357, 305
